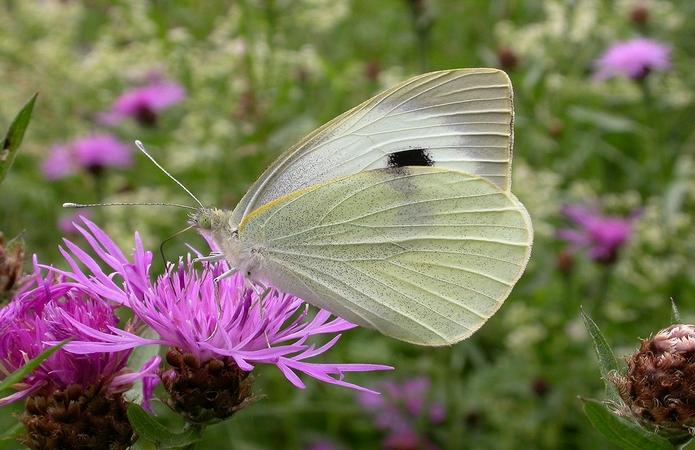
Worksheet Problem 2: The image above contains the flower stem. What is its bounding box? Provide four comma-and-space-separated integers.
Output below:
182, 424, 205, 450
590, 264, 615, 323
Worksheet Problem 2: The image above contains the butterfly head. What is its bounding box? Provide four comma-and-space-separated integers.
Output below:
188, 208, 235, 234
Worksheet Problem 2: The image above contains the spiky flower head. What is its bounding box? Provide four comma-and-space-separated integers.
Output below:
614, 324, 695, 441
0, 259, 159, 450
59, 218, 392, 422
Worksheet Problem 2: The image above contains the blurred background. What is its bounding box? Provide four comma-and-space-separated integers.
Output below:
1, 0, 694, 448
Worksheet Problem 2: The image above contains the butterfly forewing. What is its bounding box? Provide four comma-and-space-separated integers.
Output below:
231, 69, 514, 226
239, 167, 532, 346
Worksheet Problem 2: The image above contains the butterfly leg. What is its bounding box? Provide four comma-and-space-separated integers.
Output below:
214, 267, 237, 283
193, 252, 224, 263
245, 283, 273, 347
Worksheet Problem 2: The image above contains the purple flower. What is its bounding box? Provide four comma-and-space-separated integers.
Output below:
358, 377, 444, 449
557, 205, 635, 264
58, 211, 92, 234
99, 80, 186, 126
594, 38, 671, 81
42, 134, 132, 179
57, 218, 392, 394
41, 145, 74, 180
0, 258, 159, 407
305, 440, 344, 450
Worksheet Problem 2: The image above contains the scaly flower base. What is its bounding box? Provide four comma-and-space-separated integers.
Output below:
20, 384, 133, 450
162, 348, 255, 424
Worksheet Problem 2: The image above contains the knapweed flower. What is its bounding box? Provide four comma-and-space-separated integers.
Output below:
613, 324, 695, 441
42, 134, 132, 179
594, 38, 670, 81
557, 205, 635, 264
0, 259, 159, 450
99, 80, 186, 127
358, 377, 444, 450
58, 218, 392, 423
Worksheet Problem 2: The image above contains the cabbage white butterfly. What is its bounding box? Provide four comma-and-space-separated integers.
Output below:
68, 68, 533, 346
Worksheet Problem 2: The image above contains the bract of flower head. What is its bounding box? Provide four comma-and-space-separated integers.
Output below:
593, 38, 671, 81
99, 80, 186, 126
556, 204, 635, 264
58, 218, 392, 393
0, 257, 159, 407
41, 134, 132, 180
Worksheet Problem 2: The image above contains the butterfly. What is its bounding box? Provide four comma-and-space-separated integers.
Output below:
68, 68, 533, 346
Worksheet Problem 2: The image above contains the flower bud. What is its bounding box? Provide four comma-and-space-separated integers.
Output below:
630, 5, 649, 26
497, 47, 519, 71
162, 348, 254, 424
614, 324, 695, 440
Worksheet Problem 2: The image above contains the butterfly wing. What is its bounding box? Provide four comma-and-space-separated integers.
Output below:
231, 68, 514, 226
239, 167, 532, 346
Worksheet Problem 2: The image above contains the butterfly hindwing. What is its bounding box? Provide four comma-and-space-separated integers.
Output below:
231, 69, 514, 226
238, 167, 532, 346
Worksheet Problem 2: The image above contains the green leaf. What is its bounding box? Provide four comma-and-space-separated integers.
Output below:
0, 93, 38, 186
0, 423, 23, 441
0, 340, 67, 396
671, 299, 682, 324
582, 398, 673, 450
127, 404, 203, 448
581, 308, 621, 402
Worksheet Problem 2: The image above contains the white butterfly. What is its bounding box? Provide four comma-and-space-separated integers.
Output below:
69, 68, 533, 346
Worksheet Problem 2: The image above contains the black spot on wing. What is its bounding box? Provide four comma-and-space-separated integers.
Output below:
387, 148, 434, 168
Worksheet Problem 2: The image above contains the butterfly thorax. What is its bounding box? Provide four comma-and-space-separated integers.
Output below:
190, 208, 264, 281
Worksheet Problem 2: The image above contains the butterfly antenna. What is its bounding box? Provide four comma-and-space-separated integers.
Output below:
159, 225, 195, 289
63, 202, 197, 210
135, 140, 205, 208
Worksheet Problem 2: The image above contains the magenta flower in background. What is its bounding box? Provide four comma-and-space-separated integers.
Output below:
0, 258, 159, 407
358, 377, 444, 449
58, 210, 92, 234
42, 134, 132, 179
41, 145, 74, 180
557, 205, 636, 264
594, 38, 670, 81
99, 80, 186, 126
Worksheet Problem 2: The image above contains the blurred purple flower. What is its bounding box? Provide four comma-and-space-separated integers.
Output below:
99, 80, 186, 126
0, 257, 159, 408
305, 440, 344, 450
42, 134, 132, 179
557, 205, 636, 264
58, 218, 392, 393
594, 38, 670, 81
58, 210, 92, 234
383, 429, 434, 450
41, 145, 74, 180
358, 377, 444, 449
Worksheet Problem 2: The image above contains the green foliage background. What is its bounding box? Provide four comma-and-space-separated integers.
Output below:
1, 0, 694, 448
